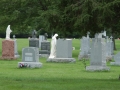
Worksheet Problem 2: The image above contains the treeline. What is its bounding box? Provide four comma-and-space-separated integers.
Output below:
0, 0, 120, 38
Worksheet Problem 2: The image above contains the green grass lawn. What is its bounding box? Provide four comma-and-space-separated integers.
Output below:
0, 38, 120, 90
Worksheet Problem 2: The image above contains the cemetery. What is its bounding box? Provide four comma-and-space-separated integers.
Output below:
0, 35, 120, 90
0, 0, 120, 90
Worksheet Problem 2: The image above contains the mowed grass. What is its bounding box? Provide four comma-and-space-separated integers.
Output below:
0, 38, 120, 90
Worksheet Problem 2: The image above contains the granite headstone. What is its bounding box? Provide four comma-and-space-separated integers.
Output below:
47, 39, 76, 63
86, 38, 110, 71
39, 35, 45, 48
111, 52, 120, 65
78, 36, 91, 60
18, 47, 42, 68
29, 30, 39, 48
13, 35, 20, 58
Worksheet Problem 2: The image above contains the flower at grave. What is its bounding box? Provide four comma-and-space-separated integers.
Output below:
19, 63, 27, 68
19, 63, 24, 68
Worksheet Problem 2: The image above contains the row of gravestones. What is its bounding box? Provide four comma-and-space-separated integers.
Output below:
85, 37, 120, 71
29, 34, 50, 57
78, 35, 114, 61
17, 31, 75, 68
77, 32, 120, 71
18, 34, 120, 71
18, 30, 50, 68
1, 26, 75, 65
18, 37, 76, 68
1, 25, 120, 71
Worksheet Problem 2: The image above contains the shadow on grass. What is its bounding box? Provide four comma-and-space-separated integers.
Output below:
0, 76, 120, 90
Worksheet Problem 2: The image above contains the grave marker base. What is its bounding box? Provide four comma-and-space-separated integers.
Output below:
18, 62, 42, 68
15, 54, 20, 58
110, 62, 120, 66
39, 54, 49, 58
47, 58, 76, 63
78, 54, 90, 60
86, 66, 110, 71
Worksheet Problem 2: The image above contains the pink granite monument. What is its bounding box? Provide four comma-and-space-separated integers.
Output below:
1, 25, 16, 60
2, 40, 15, 59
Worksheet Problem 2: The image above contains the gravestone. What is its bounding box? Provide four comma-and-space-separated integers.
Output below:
13, 35, 20, 58
86, 38, 110, 71
39, 33, 50, 58
110, 52, 120, 65
110, 36, 114, 55
56, 39, 72, 58
98, 31, 106, 38
1, 25, 16, 60
47, 39, 76, 63
39, 35, 45, 48
29, 39, 39, 47
87, 32, 90, 39
98, 33, 103, 38
78, 36, 91, 60
105, 36, 114, 61
39, 41, 50, 57
18, 47, 42, 68
29, 30, 39, 48
95, 33, 99, 38
1, 40, 15, 59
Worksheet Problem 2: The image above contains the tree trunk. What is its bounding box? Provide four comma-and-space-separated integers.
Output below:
111, 30, 116, 50
112, 37, 116, 50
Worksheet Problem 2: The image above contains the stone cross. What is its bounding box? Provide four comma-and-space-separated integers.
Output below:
87, 32, 90, 38
13, 35, 16, 40
110, 36, 113, 42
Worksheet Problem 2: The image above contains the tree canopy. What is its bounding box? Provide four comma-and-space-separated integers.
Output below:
0, 0, 120, 38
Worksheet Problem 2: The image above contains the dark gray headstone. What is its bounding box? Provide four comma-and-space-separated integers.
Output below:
39, 41, 50, 54
29, 39, 39, 48
41, 41, 50, 50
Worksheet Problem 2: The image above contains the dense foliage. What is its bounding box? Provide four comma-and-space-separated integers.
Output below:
0, 0, 120, 38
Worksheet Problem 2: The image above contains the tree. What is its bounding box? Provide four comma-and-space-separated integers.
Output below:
98, 0, 120, 50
